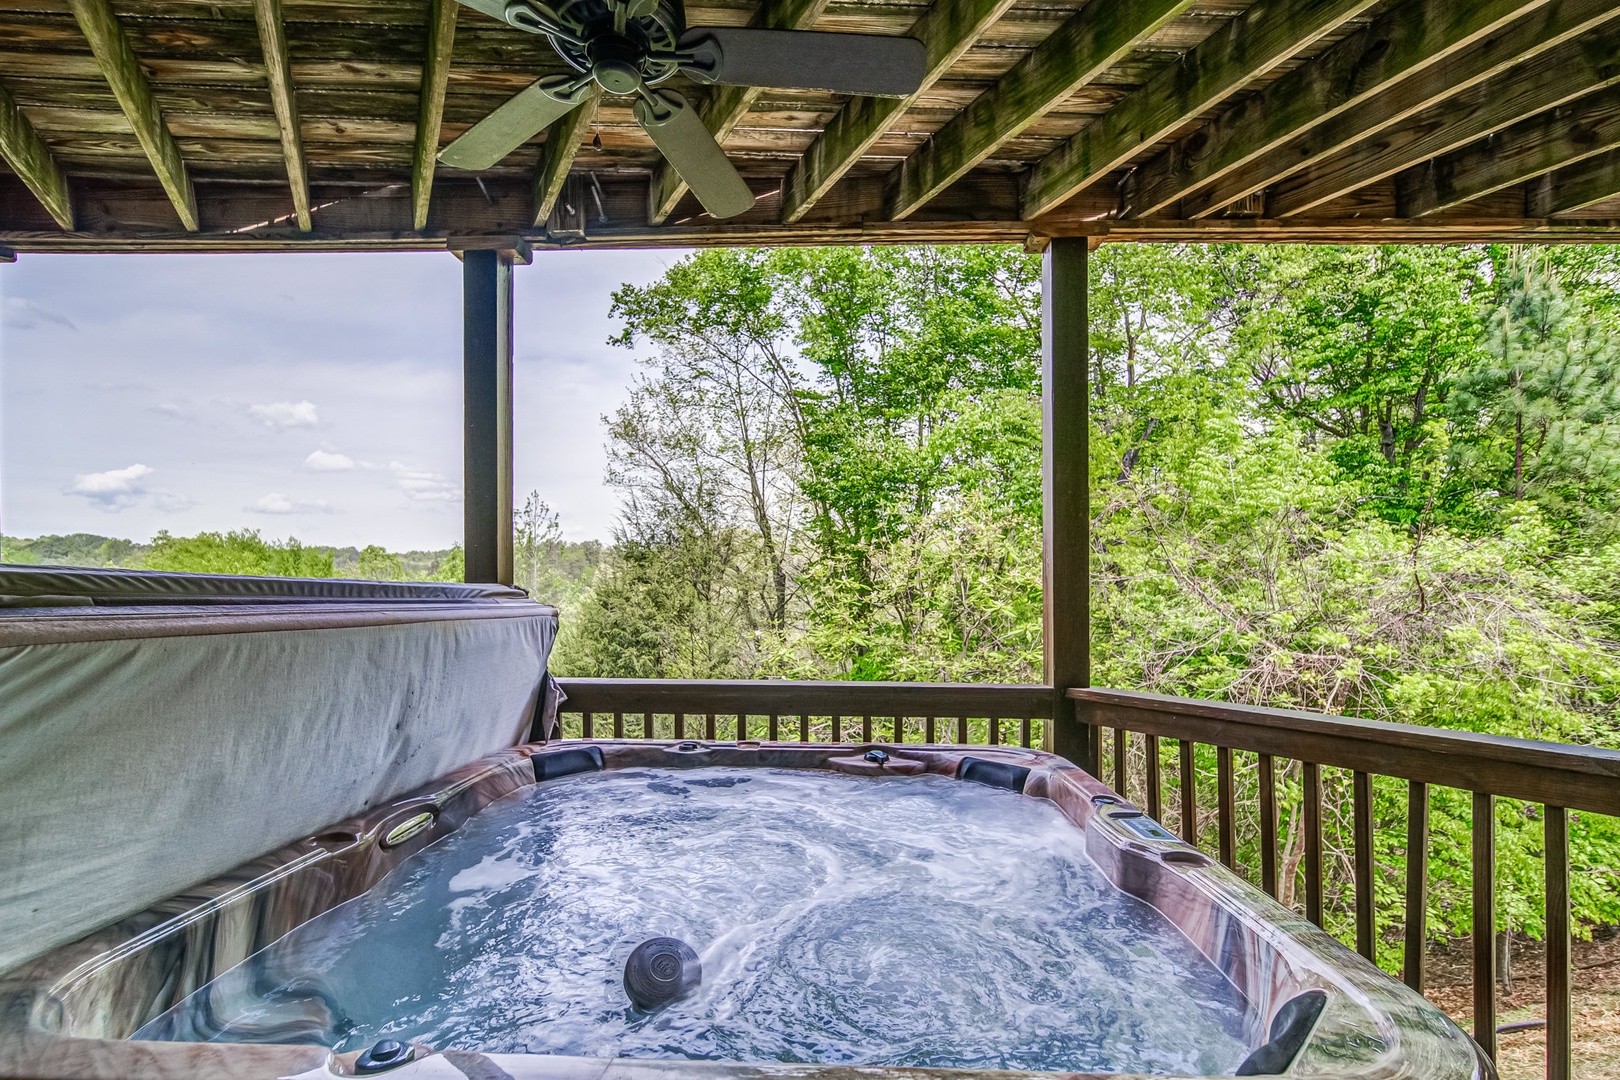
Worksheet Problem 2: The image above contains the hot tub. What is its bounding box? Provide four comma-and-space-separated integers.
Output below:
1, 738, 1493, 1080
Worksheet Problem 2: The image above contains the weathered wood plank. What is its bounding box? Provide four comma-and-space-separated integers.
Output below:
411, 0, 456, 231
1526, 142, 1620, 214
886, 0, 1192, 221
0, 80, 73, 227
646, 0, 829, 225
252, 0, 309, 230
558, 678, 1056, 719
66, 0, 198, 228
779, 0, 1015, 223
1020, 0, 1380, 219
1122, 0, 1548, 219
1266, 19, 1620, 218
1397, 80, 1620, 216
532, 90, 598, 226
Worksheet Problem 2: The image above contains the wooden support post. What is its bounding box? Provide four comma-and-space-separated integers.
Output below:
463, 248, 514, 585
1042, 238, 1091, 770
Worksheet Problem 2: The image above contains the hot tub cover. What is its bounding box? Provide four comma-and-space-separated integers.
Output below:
0, 564, 557, 974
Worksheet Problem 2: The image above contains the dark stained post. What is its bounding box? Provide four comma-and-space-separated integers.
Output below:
463, 248, 514, 585
1042, 237, 1092, 771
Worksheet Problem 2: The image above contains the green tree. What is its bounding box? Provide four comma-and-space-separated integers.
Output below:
145, 529, 334, 577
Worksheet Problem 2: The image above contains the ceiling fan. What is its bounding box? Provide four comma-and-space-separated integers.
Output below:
440, 0, 926, 219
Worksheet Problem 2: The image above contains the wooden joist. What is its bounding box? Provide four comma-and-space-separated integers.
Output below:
1527, 144, 1620, 214
1188, 0, 1620, 219
1021, 0, 1383, 220
253, 0, 311, 232
887, 0, 1194, 222
0, 82, 72, 229
412, 0, 459, 232
1397, 81, 1620, 216
778, 0, 1018, 223
1121, 0, 1549, 220
1266, 17, 1620, 217
647, 0, 829, 225
533, 92, 600, 225
66, 0, 197, 230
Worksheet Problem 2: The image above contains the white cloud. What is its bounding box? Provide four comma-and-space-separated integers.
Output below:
65, 463, 153, 511
2, 296, 76, 331
303, 449, 355, 471
151, 401, 191, 420
390, 461, 461, 503
249, 400, 319, 429
248, 493, 333, 515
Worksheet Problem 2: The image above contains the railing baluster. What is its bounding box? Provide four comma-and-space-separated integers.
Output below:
988, 717, 1000, 745
861, 715, 873, 743
1217, 746, 1235, 870
1353, 770, 1374, 962
955, 716, 967, 744
582, 711, 594, 739
1259, 754, 1277, 898
1303, 762, 1323, 928
799, 715, 810, 743
613, 711, 624, 739
1112, 727, 1127, 795
1146, 736, 1162, 822
1179, 740, 1197, 844
832, 714, 842, 742
893, 715, 903, 743
769, 713, 779, 741
925, 716, 936, 743
642, 712, 652, 739
1472, 791, 1497, 1061
705, 713, 716, 741
1403, 780, 1428, 992
674, 712, 685, 740
737, 714, 747, 741
1020, 718, 1032, 748
1546, 804, 1571, 1080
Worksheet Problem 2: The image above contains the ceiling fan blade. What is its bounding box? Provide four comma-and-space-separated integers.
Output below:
439, 79, 588, 170
633, 89, 755, 219
679, 28, 925, 97
452, 0, 510, 23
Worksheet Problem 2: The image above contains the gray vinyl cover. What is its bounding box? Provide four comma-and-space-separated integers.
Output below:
0, 565, 557, 975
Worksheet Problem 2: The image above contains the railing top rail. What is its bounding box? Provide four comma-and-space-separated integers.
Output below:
557, 679, 1055, 718
1071, 687, 1620, 817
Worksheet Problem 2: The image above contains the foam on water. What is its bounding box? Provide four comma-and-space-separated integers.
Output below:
137, 766, 1252, 1074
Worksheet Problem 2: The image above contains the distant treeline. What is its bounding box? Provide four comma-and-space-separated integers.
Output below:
0, 493, 602, 607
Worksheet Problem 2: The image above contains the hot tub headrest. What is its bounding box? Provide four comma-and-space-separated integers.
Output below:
533, 745, 605, 782
956, 757, 1030, 793
1236, 989, 1328, 1075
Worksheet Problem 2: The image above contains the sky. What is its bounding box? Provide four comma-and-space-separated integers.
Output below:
0, 248, 686, 549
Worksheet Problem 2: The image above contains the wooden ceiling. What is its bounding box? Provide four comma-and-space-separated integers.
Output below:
2, 0, 1620, 252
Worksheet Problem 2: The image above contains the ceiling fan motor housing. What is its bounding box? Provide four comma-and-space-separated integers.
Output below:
505, 0, 684, 91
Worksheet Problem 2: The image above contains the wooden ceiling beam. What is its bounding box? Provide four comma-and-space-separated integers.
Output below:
886, 0, 1195, 222
67, 0, 198, 230
1267, 19, 1620, 217
1398, 81, 1620, 216
533, 91, 600, 225
647, 0, 830, 226
252, 0, 311, 232
1184, 0, 1620, 219
1527, 144, 1620, 214
1020, 0, 1382, 220
779, 0, 1015, 224
1123, 0, 1551, 220
0, 82, 73, 229
412, 0, 458, 232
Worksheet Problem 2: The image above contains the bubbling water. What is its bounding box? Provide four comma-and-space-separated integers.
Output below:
138, 767, 1251, 1074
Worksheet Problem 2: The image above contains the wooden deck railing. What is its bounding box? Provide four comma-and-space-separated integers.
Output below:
1070, 687, 1620, 1080
555, 678, 1053, 748
552, 678, 1620, 1080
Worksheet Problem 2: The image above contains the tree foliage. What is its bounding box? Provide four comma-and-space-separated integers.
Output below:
563, 242, 1620, 967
